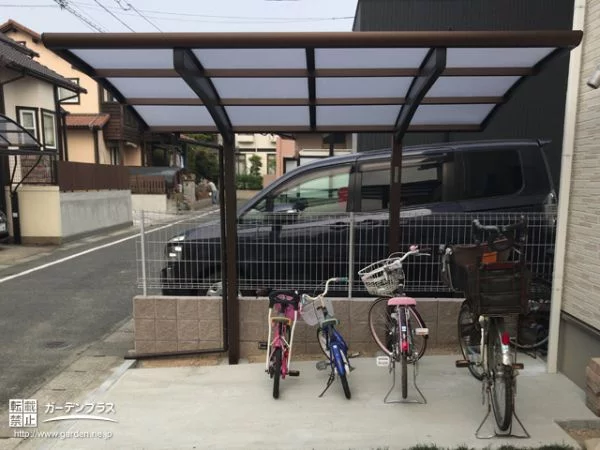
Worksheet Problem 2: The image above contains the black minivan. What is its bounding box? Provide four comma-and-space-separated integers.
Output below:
162, 139, 556, 295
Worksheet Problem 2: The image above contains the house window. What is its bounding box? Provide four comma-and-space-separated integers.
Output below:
41, 110, 57, 149
59, 78, 80, 104
236, 154, 247, 175
267, 154, 276, 175
17, 108, 38, 139
110, 146, 121, 165
102, 88, 118, 103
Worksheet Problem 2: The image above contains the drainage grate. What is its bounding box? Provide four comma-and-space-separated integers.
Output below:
45, 341, 69, 349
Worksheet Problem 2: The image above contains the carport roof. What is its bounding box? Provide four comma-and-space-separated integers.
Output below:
42, 31, 582, 137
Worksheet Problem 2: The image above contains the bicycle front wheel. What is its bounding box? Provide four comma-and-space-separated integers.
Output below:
368, 297, 428, 359
457, 301, 484, 381
488, 317, 513, 431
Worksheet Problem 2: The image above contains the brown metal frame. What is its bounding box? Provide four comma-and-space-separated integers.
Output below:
42, 30, 582, 49
39, 29, 584, 365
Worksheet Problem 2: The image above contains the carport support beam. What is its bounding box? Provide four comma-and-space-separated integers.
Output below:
222, 134, 240, 364
389, 48, 446, 254
389, 137, 402, 254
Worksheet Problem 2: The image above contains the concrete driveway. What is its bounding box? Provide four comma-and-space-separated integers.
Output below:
14, 354, 596, 450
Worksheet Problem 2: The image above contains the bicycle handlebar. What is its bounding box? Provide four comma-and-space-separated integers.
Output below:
471, 216, 527, 252
302, 277, 348, 303
268, 290, 300, 310
388, 245, 431, 263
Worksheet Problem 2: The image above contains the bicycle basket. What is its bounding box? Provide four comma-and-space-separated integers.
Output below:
358, 258, 404, 296
300, 298, 334, 327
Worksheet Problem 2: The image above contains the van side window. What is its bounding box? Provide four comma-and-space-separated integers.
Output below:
359, 154, 453, 212
462, 150, 522, 199
268, 165, 351, 214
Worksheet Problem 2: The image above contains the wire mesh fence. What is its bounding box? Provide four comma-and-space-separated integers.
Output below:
136, 210, 556, 296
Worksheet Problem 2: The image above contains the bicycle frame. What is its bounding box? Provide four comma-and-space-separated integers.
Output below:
320, 321, 349, 376
265, 303, 298, 377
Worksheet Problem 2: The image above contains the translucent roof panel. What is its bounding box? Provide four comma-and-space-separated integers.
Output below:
225, 106, 309, 127
212, 78, 308, 99
446, 47, 555, 68
42, 30, 582, 134
317, 105, 401, 126
134, 105, 214, 127
193, 49, 306, 69
426, 76, 521, 97
411, 104, 496, 126
108, 78, 198, 99
315, 48, 428, 69
71, 49, 173, 69
317, 77, 412, 99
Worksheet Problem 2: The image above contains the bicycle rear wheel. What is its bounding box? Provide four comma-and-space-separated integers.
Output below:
457, 301, 484, 381
368, 297, 428, 359
272, 347, 282, 399
401, 353, 408, 399
488, 317, 513, 431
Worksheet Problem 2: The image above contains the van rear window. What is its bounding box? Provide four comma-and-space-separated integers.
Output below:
359, 155, 451, 211
462, 149, 523, 199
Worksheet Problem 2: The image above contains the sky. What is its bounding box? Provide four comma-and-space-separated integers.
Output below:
0, 0, 358, 34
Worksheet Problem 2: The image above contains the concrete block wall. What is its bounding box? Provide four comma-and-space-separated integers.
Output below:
133, 296, 223, 354
133, 296, 463, 358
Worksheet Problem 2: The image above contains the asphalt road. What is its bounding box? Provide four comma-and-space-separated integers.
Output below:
0, 208, 221, 407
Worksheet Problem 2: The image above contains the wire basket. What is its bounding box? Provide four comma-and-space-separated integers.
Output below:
300, 297, 334, 326
358, 257, 405, 296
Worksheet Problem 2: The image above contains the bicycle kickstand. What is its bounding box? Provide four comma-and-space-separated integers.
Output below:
383, 359, 426, 405
475, 385, 530, 439
318, 369, 336, 398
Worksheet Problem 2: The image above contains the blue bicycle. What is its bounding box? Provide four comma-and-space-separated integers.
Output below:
301, 277, 353, 399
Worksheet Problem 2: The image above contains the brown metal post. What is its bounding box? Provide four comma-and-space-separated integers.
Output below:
222, 134, 239, 364
389, 136, 402, 254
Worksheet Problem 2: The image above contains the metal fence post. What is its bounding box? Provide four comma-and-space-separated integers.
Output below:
140, 210, 147, 296
348, 212, 355, 300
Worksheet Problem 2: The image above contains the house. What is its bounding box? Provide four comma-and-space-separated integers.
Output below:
549, 0, 600, 391
0, 30, 134, 245
276, 133, 353, 177
0, 20, 185, 169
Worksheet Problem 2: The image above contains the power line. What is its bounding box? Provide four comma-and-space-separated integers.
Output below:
113, 0, 162, 32
52, 0, 106, 32
93, 0, 136, 31
72, 1, 354, 22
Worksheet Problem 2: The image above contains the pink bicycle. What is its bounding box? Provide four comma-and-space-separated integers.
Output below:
265, 290, 301, 399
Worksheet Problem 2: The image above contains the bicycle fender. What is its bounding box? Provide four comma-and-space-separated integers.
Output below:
331, 344, 346, 376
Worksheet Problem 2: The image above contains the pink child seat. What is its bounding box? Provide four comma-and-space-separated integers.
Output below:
387, 297, 417, 306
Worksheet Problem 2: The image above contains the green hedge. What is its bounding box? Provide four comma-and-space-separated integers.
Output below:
236, 174, 263, 190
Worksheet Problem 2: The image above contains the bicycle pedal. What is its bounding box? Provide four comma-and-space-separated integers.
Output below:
512, 363, 524, 370
415, 327, 429, 336
288, 370, 300, 377
455, 359, 471, 368
348, 352, 360, 358
315, 361, 329, 371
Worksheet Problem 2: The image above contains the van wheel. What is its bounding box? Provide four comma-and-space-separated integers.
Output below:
205, 271, 242, 297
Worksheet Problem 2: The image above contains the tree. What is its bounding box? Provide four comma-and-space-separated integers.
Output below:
192, 148, 219, 182
249, 154, 262, 176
